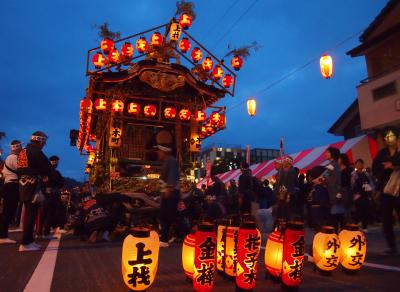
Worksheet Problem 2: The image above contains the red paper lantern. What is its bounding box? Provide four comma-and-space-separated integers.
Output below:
191, 47, 203, 63
320, 54, 333, 79
179, 13, 193, 30
236, 221, 261, 290
202, 57, 213, 72
100, 38, 114, 54
107, 48, 120, 64
210, 112, 221, 125
136, 37, 149, 54
211, 66, 224, 81
144, 104, 157, 117
127, 102, 140, 115
200, 126, 207, 137
151, 31, 164, 47
231, 55, 243, 71
179, 109, 191, 121
121, 42, 134, 59
193, 222, 216, 292
80, 99, 93, 112
195, 111, 206, 122
164, 107, 177, 119
282, 221, 305, 288
92, 52, 106, 69
94, 98, 107, 111
179, 37, 191, 53
111, 100, 124, 114
222, 74, 234, 88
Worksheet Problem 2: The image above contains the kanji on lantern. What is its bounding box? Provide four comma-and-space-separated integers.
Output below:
92, 52, 106, 69
169, 21, 182, 41
202, 57, 213, 72
313, 226, 341, 272
212, 66, 224, 81
339, 224, 367, 271
179, 109, 191, 121
108, 48, 120, 64
191, 47, 203, 63
136, 37, 149, 54
101, 38, 115, 54
179, 13, 193, 30
224, 220, 239, 277
217, 221, 227, 272
94, 98, 107, 111
179, 37, 191, 53
127, 102, 140, 115
151, 31, 164, 47
111, 100, 124, 113
109, 125, 122, 148
222, 74, 234, 88
144, 105, 157, 117
195, 111, 206, 122
164, 107, 177, 119
121, 42, 134, 59
210, 112, 221, 125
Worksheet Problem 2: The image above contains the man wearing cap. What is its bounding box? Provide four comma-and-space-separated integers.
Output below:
0, 140, 22, 244
17, 131, 53, 251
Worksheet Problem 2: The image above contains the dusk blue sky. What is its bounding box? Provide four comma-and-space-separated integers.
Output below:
0, 0, 388, 180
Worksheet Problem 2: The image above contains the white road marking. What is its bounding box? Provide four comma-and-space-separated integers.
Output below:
23, 233, 61, 292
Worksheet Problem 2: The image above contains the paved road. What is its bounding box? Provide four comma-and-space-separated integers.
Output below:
0, 227, 399, 292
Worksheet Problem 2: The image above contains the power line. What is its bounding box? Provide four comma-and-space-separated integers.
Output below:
205, 0, 240, 36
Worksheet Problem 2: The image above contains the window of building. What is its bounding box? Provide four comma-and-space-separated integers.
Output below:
373, 82, 397, 101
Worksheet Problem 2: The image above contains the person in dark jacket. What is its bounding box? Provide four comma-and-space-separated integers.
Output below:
238, 162, 253, 214
308, 166, 330, 231
17, 131, 53, 251
256, 180, 276, 233
372, 127, 400, 254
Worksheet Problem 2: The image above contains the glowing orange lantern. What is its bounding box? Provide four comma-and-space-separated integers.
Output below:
313, 226, 341, 272
144, 105, 157, 117
89, 134, 96, 142
247, 98, 256, 117
210, 112, 221, 125
320, 54, 333, 79
236, 220, 261, 290
164, 107, 177, 119
191, 47, 202, 63
136, 37, 149, 54
80, 99, 93, 113
179, 37, 191, 53
339, 224, 367, 271
222, 74, 234, 88
87, 151, 95, 165
195, 111, 206, 122
218, 113, 226, 129
122, 227, 159, 291
127, 102, 140, 115
179, 13, 193, 30
151, 32, 164, 47
108, 48, 120, 64
101, 38, 114, 54
182, 232, 196, 280
202, 57, 213, 72
216, 220, 227, 273
211, 66, 224, 81
94, 98, 107, 111
200, 126, 207, 137
193, 222, 216, 292
179, 109, 191, 121
264, 226, 284, 278
282, 221, 305, 288
111, 100, 124, 114
231, 55, 243, 71
224, 219, 239, 277
92, 52, 106, 69
121, 42, 134, 59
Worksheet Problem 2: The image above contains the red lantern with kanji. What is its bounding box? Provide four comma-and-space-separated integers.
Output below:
193, 222, 216, 292
94, 98, 107, 111
179, 37, 191, 53
224, 219, 239, 277
320, 54, 333, 79
151, 32, 164, 47
218, 113, 226, 129
210, 112, 221, 126
92, 52, 106, 69
211, 66, 224, 81
101, 38, 114, 54
164, 107, 177, 119
121, 42, 134, 59
108, 48, 120, 64
191, 47, 203, 63
231, 55, 243, 71
111, 100, 124, 114
179, 109, 191, 121
144, 104, 157, 117
222, 74, 234, 88
127, 102, 140, 115
282, 221, 305, 288
179, 13, 193, 30
202, 57, 213, 72
195, 111, 206, 122
216, 220, 227, 273
136, 37, 149, 54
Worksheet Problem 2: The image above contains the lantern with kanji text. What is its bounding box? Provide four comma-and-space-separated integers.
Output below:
264, 222, 285, 279
202, 57, 213, 72
127, 102, 140, 115
195, 111, 206, 123
179, 109, 191, 121
191, 47, 202, 63
247, 98, 256, 117
320, 54, 333, 79
211, 66, 224, 81
111, 100, 124, 114
282, 221, 305, 288
92, 52, 106, 69
121, 227, 160, 291
182, 231, 196, 280
235, 220, 261, 290
80, 99, 93, 113
108, 48, 120, 64
231, 55, 243, 71
200, 126, 207, 138
179, 13, 193, 30
339, 224, 366, 271
101, 38, 114, 54
121, 42, 134, 59
193, 222, 216, 292
144, 104, 157, 117
179, 37, 191, 53
224, 218, 239, 277
216, 219, 228, 273
210, 112, 221, 126
136, 37, 149, 54
164, 107, 177, 119
94, 98, 107, 111
313, 226, 341, 272
151, 32, 164, 47
222, 74, 234, 88
169, 21, 182, 41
